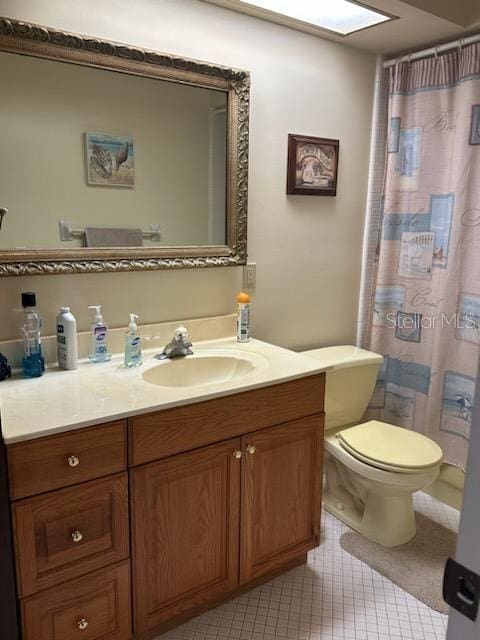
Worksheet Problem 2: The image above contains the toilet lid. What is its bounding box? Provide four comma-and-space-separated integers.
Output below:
337, 420, 443, 471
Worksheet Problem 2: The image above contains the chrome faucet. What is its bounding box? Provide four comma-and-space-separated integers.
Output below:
155, 326, 193, 360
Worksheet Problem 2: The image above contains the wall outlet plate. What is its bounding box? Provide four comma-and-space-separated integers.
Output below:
243, 262, 256, 289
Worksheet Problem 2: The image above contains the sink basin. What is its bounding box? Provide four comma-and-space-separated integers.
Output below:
142, 349, 268, 388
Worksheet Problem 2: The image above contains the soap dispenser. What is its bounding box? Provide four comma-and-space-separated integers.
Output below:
88, 305, 111, 363
124, 313, 143, 368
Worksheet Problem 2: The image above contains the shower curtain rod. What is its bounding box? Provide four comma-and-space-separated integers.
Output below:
383, 31, 480, 68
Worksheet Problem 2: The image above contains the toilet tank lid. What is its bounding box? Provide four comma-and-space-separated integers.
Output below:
301, 345, 383, 370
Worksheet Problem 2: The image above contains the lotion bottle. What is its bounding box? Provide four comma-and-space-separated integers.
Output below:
124, 313, 143, 368
88, 305, 111, 363
236, 292, 251, 343
56, 307, 78, 370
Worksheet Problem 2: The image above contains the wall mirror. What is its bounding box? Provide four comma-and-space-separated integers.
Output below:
0, 17, 249, 276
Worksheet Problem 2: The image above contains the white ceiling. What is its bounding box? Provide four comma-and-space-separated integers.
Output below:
202, 0, 480, 55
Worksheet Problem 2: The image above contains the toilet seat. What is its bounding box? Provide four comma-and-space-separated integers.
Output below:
336, 420, 443, 473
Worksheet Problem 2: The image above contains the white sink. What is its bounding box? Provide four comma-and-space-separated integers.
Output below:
142, 349, 269, 388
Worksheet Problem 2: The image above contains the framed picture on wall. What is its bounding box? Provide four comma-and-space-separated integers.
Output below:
85, 132, 135, 187
286, 134, 339, 196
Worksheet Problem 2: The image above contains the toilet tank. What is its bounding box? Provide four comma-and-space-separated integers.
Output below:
302, 346, 383, 431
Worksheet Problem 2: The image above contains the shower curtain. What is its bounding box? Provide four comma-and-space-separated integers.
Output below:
360, 44, 480, 470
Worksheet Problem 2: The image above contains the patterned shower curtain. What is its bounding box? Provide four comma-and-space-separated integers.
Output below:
362, 44, 480, 471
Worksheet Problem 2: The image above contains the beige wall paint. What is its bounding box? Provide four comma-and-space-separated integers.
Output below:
0, 52, 223, 249
399, 0, 477, 28
0, 0, 375, 350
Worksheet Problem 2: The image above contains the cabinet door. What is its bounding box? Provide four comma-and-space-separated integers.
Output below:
131, 438, 241, 635
240, 414, 323, 584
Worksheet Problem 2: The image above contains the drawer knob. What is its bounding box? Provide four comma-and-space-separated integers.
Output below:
246, 445, 256, 455
71, 530, 83, 543
77, 618, 88, 630
68, 455, 80, 467
233, 450, 242, 459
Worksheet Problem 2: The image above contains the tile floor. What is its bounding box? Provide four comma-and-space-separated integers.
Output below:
158, 493, 460, 640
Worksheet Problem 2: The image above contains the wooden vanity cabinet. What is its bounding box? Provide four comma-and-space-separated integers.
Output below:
131, 413, 323, 638
131, 438, 242, 634
240, 415, 322, 584
4, 373, 325, 640
6, 420, 130, 640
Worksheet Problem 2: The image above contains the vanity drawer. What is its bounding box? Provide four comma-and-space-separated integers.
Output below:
7, 420, 127, 499
13, 473, 129, 597
21, 560, 131, 640
130, 374, 325, 465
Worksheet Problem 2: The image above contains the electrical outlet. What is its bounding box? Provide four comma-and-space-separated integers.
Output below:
243, 262, 256, 289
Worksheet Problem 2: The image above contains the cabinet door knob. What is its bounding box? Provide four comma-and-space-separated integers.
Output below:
233, 450, 242, 459
77, 617, 88, 630
68, 455, 80, 467
246, 445, 256, 455
71, 530, 83, 543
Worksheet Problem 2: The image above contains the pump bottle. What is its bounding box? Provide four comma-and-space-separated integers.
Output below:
124, 313, 143, 368
88, 305, 111, 363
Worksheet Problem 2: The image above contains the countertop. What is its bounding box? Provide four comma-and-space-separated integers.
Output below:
0, 337, 331, 444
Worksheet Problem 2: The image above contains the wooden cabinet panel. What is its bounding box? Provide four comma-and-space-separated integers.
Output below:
240, 414, 323, 584
13, 473, 129, 597
21, 561, 131, 640
131, 438, 241, 635
7, 421, 127, 500
8, 376, 326, 638
130, 374, 325, 465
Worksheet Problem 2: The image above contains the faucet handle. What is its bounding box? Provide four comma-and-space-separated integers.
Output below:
175, 326, 189, 342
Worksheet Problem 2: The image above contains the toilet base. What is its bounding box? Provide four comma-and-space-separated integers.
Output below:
323, 448, 440, 547
324, 489, 417, 547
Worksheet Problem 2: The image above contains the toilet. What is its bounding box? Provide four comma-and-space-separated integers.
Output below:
303, 345, 443, 547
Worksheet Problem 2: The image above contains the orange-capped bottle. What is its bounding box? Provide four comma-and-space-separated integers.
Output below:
236, 292, 251, 343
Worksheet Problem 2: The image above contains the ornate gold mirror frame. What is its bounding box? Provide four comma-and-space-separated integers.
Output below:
0, 17, 249, 276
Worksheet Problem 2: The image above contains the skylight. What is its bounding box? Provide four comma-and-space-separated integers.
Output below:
235, 0, 392, 35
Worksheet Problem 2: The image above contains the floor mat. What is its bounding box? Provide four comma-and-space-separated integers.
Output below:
340, 513, 456, 614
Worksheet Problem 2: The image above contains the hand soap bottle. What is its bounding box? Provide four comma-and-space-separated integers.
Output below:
88, 305, 111, 363
124, 313, 143, 368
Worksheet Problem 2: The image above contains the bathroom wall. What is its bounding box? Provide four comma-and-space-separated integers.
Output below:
0, 0, 376, 350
